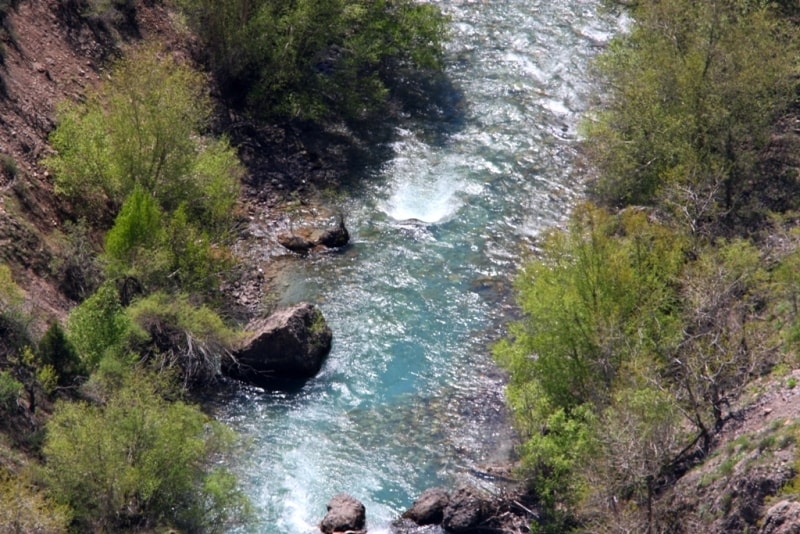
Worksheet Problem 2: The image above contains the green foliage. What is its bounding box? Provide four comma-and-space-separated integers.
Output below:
47, 46, 240, 299
584, 0, 799, 228
0, 470, 71, 534
104, 186, 164, 264
496, 203, 685, 413
177, 0, 447, 121
0, 263, 31, 356
0, 370, 22, 410
36, 322, 84, 387
65, 282, 132, 370
43, 371, 251, 532
126, 292, 242, 386
47, 45, 241, 229
495, 204, 687, 524
0, 262, 21, 314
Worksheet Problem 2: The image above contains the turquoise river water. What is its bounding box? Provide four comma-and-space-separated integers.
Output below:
219, 1, 621, 532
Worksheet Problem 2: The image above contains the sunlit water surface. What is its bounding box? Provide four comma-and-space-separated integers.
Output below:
219, 1, 620, 532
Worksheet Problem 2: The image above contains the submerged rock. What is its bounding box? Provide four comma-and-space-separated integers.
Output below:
226, 302, 332, 386
320, 493, 367, 534
277, 233, 315, 253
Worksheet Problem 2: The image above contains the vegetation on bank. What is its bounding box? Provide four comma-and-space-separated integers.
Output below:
176, 0, 448, 122
497, 0, 800, 531
0, 0, 450, 530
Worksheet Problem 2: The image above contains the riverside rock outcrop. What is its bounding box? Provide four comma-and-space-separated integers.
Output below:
394, 484, 536, 534
226, 302, 332, 387
278, 216, 349, 254
320, 493, 367, 534
401, 487, 449, 526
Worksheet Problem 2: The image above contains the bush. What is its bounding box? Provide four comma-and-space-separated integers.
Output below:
178, 0, 447, 122
126, 292, 242, 386
584, 0, 798, 230
43, 371, 250, 532
0, 470, 71, 534
47, 44, 241, 228
0, 370, 22, 410
36, 322, 84, 387
65, 282, 132, 370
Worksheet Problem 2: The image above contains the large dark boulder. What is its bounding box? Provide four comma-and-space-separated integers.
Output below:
442, 487, 489, 533
226, 303, 332, 386
402, 487, 450, 526
320, 493, 366, 534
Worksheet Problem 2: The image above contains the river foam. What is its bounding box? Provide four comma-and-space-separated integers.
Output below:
220, 1, 620, 532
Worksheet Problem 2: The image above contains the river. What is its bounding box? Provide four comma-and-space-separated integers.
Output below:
219, 1, 620, 532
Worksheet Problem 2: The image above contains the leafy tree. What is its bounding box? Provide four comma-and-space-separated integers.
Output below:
584, 0, 798, 230
177, 0, 447, 121
65, 282, 133, 370
495, 204, 686, 526
496, 204, 685, 413
46, 44, 241, 229
43, 371, 250, 532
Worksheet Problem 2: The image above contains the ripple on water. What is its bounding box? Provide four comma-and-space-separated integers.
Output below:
221, 1, 620, 532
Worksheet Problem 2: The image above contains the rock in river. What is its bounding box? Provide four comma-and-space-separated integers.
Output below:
226, 302, 332, 387
320, 493, 366, 534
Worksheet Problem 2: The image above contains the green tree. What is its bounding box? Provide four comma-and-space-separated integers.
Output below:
46, 44, 241, 229
178, 0, 447, 121
584, 0, 798, 229
65, 282, 132, 370
43, 371, 250, 532
494, 204, 686, 526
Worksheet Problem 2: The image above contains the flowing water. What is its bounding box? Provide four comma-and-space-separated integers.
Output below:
220, 1, 620, 532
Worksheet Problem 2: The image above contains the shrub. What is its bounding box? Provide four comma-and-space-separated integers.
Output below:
0, 470, 71, 534
43, 371, 250, 532
0, 370, 22, 410
65, 282, 132, 370
47, 44, 241, 229
126, 292, 242, 386
178, 0, 447, 122
36, 322, 84, 387
0, 153, 17, 179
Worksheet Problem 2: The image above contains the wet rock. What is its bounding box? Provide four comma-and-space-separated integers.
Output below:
226, 303, 332, 386
317, 216, 350, 248
320, 493, 366, 534
761, 500, 800, 534
278, 216, 350, 253
402, 487, 450, 526
277, 233, 315, 253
